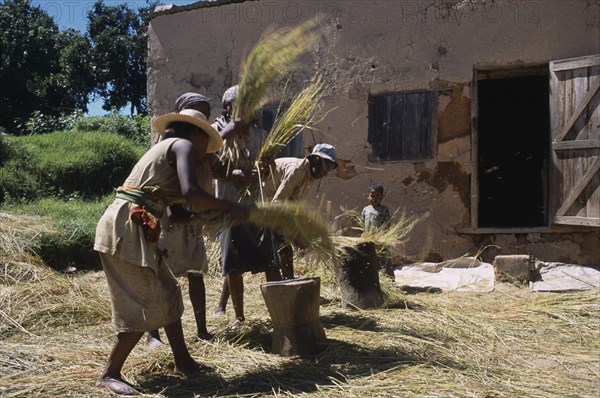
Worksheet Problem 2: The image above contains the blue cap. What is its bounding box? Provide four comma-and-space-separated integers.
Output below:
310, 143, 337, 166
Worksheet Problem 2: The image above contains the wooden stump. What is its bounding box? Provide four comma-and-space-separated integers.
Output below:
260, 277, 327, 357
334, 242, 384, 309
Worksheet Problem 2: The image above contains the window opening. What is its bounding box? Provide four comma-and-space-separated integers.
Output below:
259, 104, 304, 158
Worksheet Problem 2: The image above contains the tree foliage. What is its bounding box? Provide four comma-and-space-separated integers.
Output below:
87, 0, 156, 116
0, 0, 93, 133
0, 0, 155, 134
57, 29, 96, 112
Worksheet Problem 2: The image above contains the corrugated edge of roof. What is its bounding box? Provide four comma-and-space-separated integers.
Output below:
152, 0, 255, 19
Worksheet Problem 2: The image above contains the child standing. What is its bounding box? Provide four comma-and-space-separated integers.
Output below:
361, 182, 390, 233
212, 85, 280, 326
361, 183, 393, 276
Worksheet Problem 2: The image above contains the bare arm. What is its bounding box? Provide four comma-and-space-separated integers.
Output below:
170, 139, 248, 221
217, 119, 249, 140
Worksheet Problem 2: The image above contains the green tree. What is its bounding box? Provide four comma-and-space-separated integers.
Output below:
56, 29, 96, 112
87, 1, 156, 116
0, 0, 94, 134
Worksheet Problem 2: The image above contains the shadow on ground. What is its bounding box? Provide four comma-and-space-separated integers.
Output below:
138, 320, 466, 397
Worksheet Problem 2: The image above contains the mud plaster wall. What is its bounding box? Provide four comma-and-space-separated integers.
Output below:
148, 0, 600, 265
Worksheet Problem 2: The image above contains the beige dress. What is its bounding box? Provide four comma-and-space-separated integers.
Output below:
94, 138, 189, 333
159, 158, 213, 277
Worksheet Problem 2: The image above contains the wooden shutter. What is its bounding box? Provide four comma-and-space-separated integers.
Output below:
549, 54, 600, 227
259, 104, 303, 158
368, 91, 433, 161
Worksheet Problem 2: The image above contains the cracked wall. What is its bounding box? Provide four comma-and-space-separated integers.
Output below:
148, 0, 600, 265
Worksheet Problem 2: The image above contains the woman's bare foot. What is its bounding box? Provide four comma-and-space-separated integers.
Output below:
95, 377, 140, 395
146, 335, 163, 349
196, 330, 214, 341
213, 307, 226, 317
174, 358, 214, 376
228, 317, 245, 329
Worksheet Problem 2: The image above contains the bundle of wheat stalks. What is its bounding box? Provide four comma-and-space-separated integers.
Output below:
231, 16, 322, 123
194, 201, 332, 254
258, 75, 326, 161
332, 209, 422, 257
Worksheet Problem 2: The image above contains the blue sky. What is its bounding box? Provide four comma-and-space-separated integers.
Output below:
31, 0, 202, 115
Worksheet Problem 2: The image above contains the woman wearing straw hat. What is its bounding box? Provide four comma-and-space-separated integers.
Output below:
94, 106, 248, 395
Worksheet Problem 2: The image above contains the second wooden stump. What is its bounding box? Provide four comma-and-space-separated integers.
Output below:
335, 242, 384, 309
260, 277, 327, 357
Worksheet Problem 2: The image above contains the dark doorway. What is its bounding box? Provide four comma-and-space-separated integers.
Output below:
477, 74, 550, 227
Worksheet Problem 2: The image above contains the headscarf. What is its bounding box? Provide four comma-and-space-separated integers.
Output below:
174, 92, 210, 112
222, 85, 239, 106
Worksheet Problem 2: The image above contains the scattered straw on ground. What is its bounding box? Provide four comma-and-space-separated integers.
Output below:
1, 219, 599, 397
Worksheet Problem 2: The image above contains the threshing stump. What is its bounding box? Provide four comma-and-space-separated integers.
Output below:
260, 277, 327, 357
335, 242, 384, 309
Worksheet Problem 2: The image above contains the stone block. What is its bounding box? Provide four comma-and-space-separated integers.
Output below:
493, 255, 532, 284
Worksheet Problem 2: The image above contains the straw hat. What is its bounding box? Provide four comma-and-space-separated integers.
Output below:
153, 109, 223, 153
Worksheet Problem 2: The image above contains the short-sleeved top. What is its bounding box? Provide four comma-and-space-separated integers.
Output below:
263, 157, 314, 203
212, 114, 266, 203
361, 204, 391, 232
94, 138, 187, 274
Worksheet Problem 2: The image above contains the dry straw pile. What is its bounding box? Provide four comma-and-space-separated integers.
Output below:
2, 212, 599, 397
332, 209, 422, 258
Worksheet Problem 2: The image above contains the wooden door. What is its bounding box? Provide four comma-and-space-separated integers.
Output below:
550, 54, 600, 227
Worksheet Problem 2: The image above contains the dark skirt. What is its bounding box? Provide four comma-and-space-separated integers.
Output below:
220, 223, 277, 275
